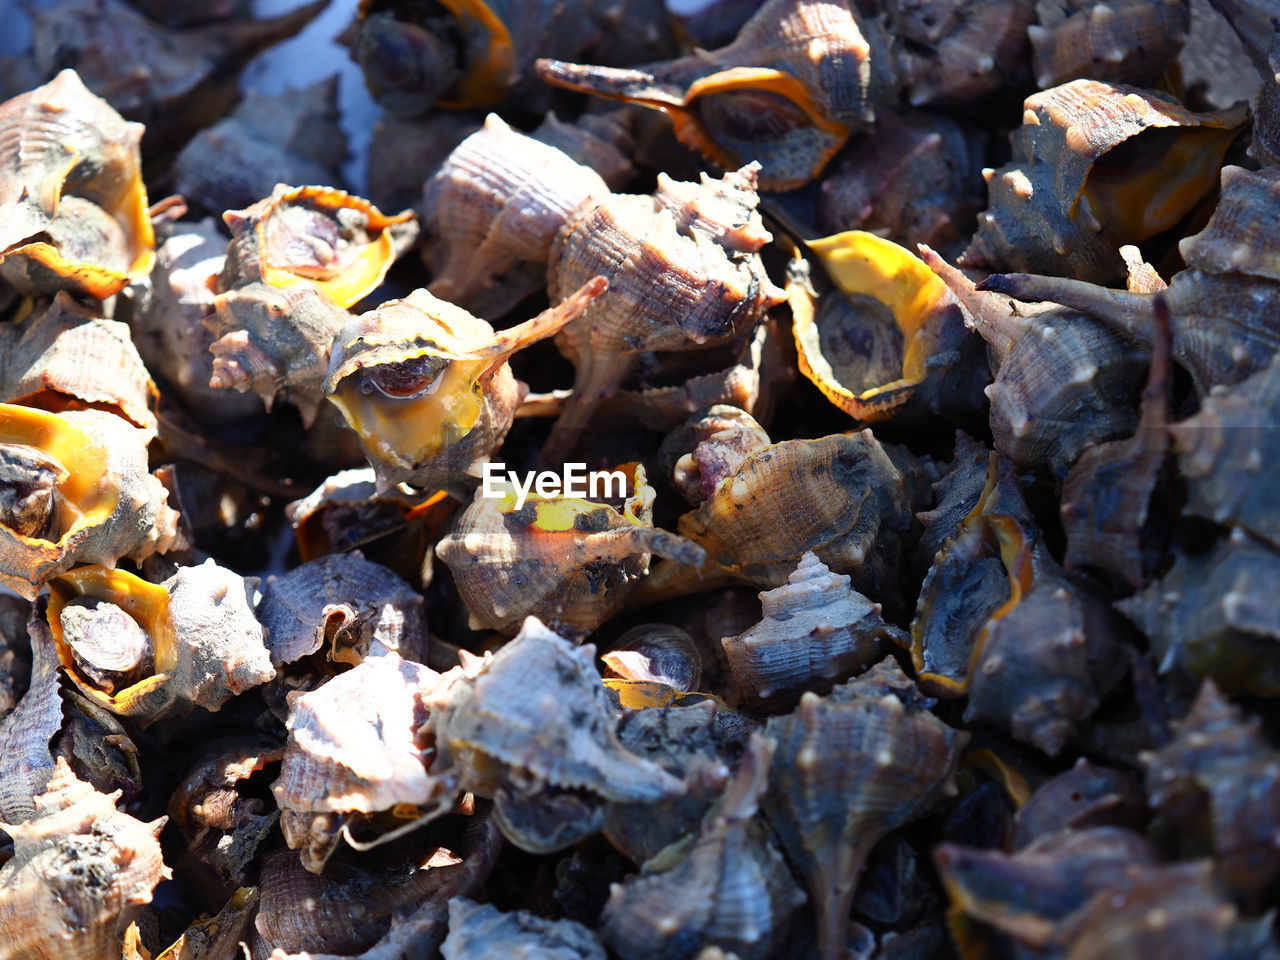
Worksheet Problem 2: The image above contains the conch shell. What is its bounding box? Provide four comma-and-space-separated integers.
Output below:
0, 69, 153, 298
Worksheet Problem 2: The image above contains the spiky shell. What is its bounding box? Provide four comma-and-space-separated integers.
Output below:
1028, 0, 1190, 89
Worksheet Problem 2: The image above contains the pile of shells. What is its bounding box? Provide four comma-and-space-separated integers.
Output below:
0, 0, 1277, 956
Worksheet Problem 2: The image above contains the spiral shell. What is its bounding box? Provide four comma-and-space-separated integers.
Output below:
47, 560, 273, 725
1029, 0, 1189, 89
722, 552, 904, 713
0, 405, 180, 600
962, 80, 1247, 283
763, 661, 967, 960
0, 69, 153, 299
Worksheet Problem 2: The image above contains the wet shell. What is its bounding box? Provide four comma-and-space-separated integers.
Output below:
890, 0, 1035, 106
817, 111, 987, 256
436, 463, 704, 639
426, 617, 686, 852
0, 758, 168, 960
169, 736, 284, 889
0, 292, 156, 435
0, 405, 180, 600
272, 651, 456, 872
962, 80, 1248, 283
1118, 529, 1280, 696
257, 552, 428, 668
171, 76, 346, 217
1028, 0, 1190, 89
443, 897, 606, 960
0, 69, 153, 299
602, 624, 702, 691
325, 279, 605, 496
543, 165, 784, 460
601, 735, 805, 960
539, 0, 895, 189
1141, 679, 1280, 908
422, 113, 614, 318
722, 551, 904, 713
791, 232, 985, 422
762, 661, 967, 960
924, 247, 1145, 476
659, 405, 772, 507
47, 560, 273, 725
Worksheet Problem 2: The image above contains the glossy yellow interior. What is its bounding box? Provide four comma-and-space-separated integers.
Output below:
331, 356, 489, 466
436, 0, 516, 107
47, 564, 176, 710
1077, 125, 1240, 242
793, 232, 949, 420
0, 404, 116, 547
493, 463, 641, 531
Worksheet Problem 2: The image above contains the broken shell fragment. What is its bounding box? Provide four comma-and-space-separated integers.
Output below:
427, 617, 686, 852
763, 661, 967, 960
325, 277, 606, 496
0, 69, 153, 299
436, 463, 704, 639
722, 551, 904, 713
47, 559, 273, 725
0, 405, 180, 600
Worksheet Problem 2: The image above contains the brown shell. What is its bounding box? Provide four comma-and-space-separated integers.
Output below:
817, 111, 987, 256
962, 80, 1248, 283
538, 0, 897, 190
1141, 679, 1280, 908
272, 651, 456, 872
257, 552, 428, 668
120, 217, 264, 424
443, 898, 607, 960
0, 610, 65, 822
658, 405, 772, 507
252, 819, 502, 957
0, 292, 156, 435
0, 758, 168, 960
890, 0, 1035, 106
722, 552, 904, 713
601, 735, 806, 960
543, 165, 784, 461
0, 69, 153, 299
913, 431, 990, 567
169, 736, 284, 890
1117, 528, 1280, 696
643, 432, 915, 602
436, 463, 704, 639
602, 624, 702, 691
325, 279, 605, 496
26, 0, 325, 153
1028, 0, 1190, 89
0, 405, 180, 600
422, 113, 614, 318
171, 77, 346, 217
47, 560, 273, 725
762, 661, 967, 960
924, 247, 1145, 476
426, 617, 686, 852
0, 595, 29, 720
1013, 758, 1148, 847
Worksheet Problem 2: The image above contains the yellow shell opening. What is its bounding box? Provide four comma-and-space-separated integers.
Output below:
0, 404, 117, 548
1077, 124, 1242, 243
47, 565, 176, 711
492, 463, 642, 532
331, 356, 489, 466
434, 0, 515, 108
793, 232, 951, 420
257, 187, 414, 308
